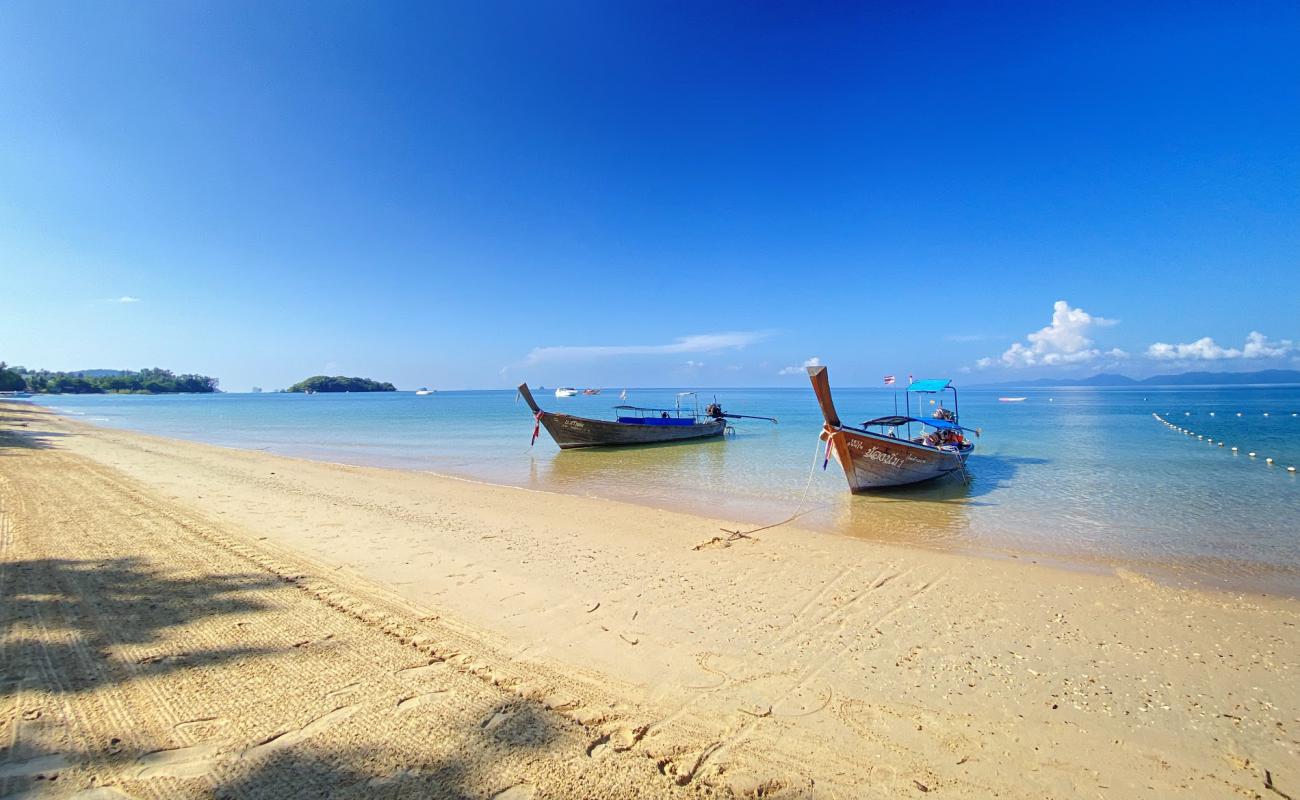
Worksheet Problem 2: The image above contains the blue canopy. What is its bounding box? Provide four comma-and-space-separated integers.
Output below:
906, 378, 952, 393
863, 415, 974, 433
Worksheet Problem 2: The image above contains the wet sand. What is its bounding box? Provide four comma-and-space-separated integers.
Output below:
2, 401, 1297, 798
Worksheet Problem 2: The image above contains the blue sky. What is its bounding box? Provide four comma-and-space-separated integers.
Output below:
2, 1, 1297, 390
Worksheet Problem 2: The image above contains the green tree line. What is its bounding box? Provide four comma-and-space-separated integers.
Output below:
287, 375, 396, 393
0, 363, 219, 394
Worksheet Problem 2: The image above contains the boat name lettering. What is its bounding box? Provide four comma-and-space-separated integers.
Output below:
847, 440, 905, 468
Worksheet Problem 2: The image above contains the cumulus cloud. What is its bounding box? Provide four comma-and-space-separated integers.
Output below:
779, 356, 821, 375
978, 301, 1118, 368
523, 331, 769, 364
117, 295, 141, 303
1147, 331, 1295, 361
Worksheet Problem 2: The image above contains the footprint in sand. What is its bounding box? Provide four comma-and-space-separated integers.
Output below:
70, 789, 140, 799
134, 742, 223, 779
395, 662, 446, 681
0, 753, 71, 779
325, 683, 361, 700
173, 717, 229, 738
239, 705, 359, 761
396, 691, 446, 712
482, 709, 514, 731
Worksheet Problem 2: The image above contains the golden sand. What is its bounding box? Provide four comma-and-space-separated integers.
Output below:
1, 401, 1297, 798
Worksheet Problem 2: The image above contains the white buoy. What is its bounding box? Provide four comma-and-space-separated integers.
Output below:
1249, 452, 1257, 457
1231, 447, 1238, 452
1218, 442, 1224, 447
1264, 412, 1270, 417
1266, 458, 1273, 464
1209, 412, 1215, 416
1237, 412, 1242, 417
1198, 435, 1203, 439
1184, 412, 1190, 416
1289, 466, 1297, 473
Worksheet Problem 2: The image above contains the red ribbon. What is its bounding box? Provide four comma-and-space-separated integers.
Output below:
823, 435, 833, 470
531, 411, 542, 446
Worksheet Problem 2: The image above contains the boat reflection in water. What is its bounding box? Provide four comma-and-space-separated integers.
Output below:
532, 434, 730, 508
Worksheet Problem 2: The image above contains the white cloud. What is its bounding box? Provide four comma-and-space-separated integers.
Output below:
779, 356, 821, 375
979, 301, 1118, 368
684, 360, 705, 368
117, 295, 141, 303
523, 331, 769, 364
1147, 331, 1295, 361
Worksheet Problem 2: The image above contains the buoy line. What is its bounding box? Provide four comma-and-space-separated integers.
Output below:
1152, 412, 1296, 476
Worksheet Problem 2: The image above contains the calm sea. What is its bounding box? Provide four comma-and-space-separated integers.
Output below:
33, 386, 1300, 594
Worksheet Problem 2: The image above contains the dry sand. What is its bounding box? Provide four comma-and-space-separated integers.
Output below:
1, 401, 1297, 799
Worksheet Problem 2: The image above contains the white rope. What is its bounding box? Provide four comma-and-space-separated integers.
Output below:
717, 432, 828, 538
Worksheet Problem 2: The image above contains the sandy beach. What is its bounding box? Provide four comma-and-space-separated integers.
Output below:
2, 400, 1297, 799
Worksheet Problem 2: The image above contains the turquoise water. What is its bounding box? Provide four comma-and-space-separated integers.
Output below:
32, 386, 1300, 593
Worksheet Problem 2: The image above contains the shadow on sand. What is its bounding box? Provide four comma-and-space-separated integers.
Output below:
0, 557, 282, 701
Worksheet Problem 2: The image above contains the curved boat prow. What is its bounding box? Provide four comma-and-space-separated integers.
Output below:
806, 366, 842, 428
517, 383, 543, 414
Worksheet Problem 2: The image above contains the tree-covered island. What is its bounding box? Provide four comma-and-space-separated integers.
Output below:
287, 376, 396, 393
0, 363, 219, 394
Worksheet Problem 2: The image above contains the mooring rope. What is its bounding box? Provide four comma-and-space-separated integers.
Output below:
715, 432, 830, 539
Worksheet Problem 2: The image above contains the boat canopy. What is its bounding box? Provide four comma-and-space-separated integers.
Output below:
613, 405, 681, 414
906, 379, 952, 393
862, 415, 977, 433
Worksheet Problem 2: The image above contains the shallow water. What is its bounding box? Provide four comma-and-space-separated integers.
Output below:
33, 386, 1300, 594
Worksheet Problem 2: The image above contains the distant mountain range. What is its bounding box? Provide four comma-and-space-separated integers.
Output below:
976, 369, 1300, 388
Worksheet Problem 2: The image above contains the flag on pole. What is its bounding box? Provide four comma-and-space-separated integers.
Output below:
883, 375, 896, 385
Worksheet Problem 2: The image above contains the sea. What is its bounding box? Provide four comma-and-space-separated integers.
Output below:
32, 385, 1300, 595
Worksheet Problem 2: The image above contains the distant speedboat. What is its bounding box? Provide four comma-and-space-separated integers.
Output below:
554, 387, 578, 397
415, 388, 433, 396
998, 397, 1028, 403
582, 388, 601, 395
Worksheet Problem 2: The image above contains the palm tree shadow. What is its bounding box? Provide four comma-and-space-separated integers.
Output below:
1, 557, 283, 700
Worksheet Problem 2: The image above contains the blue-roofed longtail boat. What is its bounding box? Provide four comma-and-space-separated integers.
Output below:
517, 383, 775, 449
807, 366, 978, 491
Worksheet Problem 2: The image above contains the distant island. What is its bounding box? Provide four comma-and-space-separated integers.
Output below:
287, 375, 396, 393
977, 369, 1300, 388
0, 363, 219, 394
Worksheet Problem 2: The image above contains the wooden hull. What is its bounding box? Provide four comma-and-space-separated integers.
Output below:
540, 412, 726, 449
824, 425, 969, 491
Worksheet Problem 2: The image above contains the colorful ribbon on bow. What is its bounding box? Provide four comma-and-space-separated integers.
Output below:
530, 411, 542, 446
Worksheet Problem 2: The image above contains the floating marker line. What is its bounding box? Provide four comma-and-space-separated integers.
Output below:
1152, 412, 1296, 477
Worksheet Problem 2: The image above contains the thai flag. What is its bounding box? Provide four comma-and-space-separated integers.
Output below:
883, 375, 896, 385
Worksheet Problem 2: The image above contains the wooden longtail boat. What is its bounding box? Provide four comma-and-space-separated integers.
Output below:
518, 383, 774, 449
807, 366, 977, 491
519, 383, 724, 448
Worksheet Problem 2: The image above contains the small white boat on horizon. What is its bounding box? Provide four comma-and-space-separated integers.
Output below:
415, 388, 434, 395
998, 397, 1028, 403
555, 387, 578, 398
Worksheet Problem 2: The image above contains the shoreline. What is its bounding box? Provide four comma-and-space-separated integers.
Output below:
3, 400, 1298, 797
29, 399, 1300, 600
